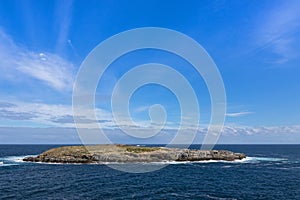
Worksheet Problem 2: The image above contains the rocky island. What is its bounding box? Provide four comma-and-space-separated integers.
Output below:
23, 145, 246, 163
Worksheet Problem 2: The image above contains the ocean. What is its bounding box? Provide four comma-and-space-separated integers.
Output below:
0, 144, 299, 199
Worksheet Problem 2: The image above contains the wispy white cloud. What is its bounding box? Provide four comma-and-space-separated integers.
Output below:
0, 100, 192, 130
0, 28, 75, 91
0, 100, 112, 128
17, 52, 75, 90
226, 111, 253, 117
254, 0, 300, 63
221, 125, 300, 136
55, 0, 73, 53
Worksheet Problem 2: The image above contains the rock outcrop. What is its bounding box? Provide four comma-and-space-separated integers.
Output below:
23, 145, 246, 163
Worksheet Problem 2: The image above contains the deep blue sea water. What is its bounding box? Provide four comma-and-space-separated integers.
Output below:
0, 144, 300, 199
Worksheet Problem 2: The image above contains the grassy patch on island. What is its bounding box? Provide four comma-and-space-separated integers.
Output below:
117, 145, 160, 153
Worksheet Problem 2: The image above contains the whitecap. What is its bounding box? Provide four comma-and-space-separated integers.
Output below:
221, 165, 232, 168
0, 161, 17, 167
201, 194, 237, 200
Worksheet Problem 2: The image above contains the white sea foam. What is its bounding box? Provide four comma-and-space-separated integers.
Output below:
1, 155, 287, 166
244, 157, 287, 163
0, 163, 17, 167
232, 157, 252, 163
165, 156, 287, 164
3, 155, 38, 163
254, 157, 286, 161
106, 159, 251, 165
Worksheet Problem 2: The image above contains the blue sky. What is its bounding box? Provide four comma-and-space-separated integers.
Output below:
0, 0, 300, 144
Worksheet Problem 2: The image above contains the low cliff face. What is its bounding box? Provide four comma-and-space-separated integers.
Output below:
23, 145, 246, 163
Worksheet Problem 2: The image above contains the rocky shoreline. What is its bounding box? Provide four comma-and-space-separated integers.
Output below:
23, 145, 246, 164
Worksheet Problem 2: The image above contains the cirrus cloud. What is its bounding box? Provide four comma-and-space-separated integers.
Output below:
0, 28, 75, 91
